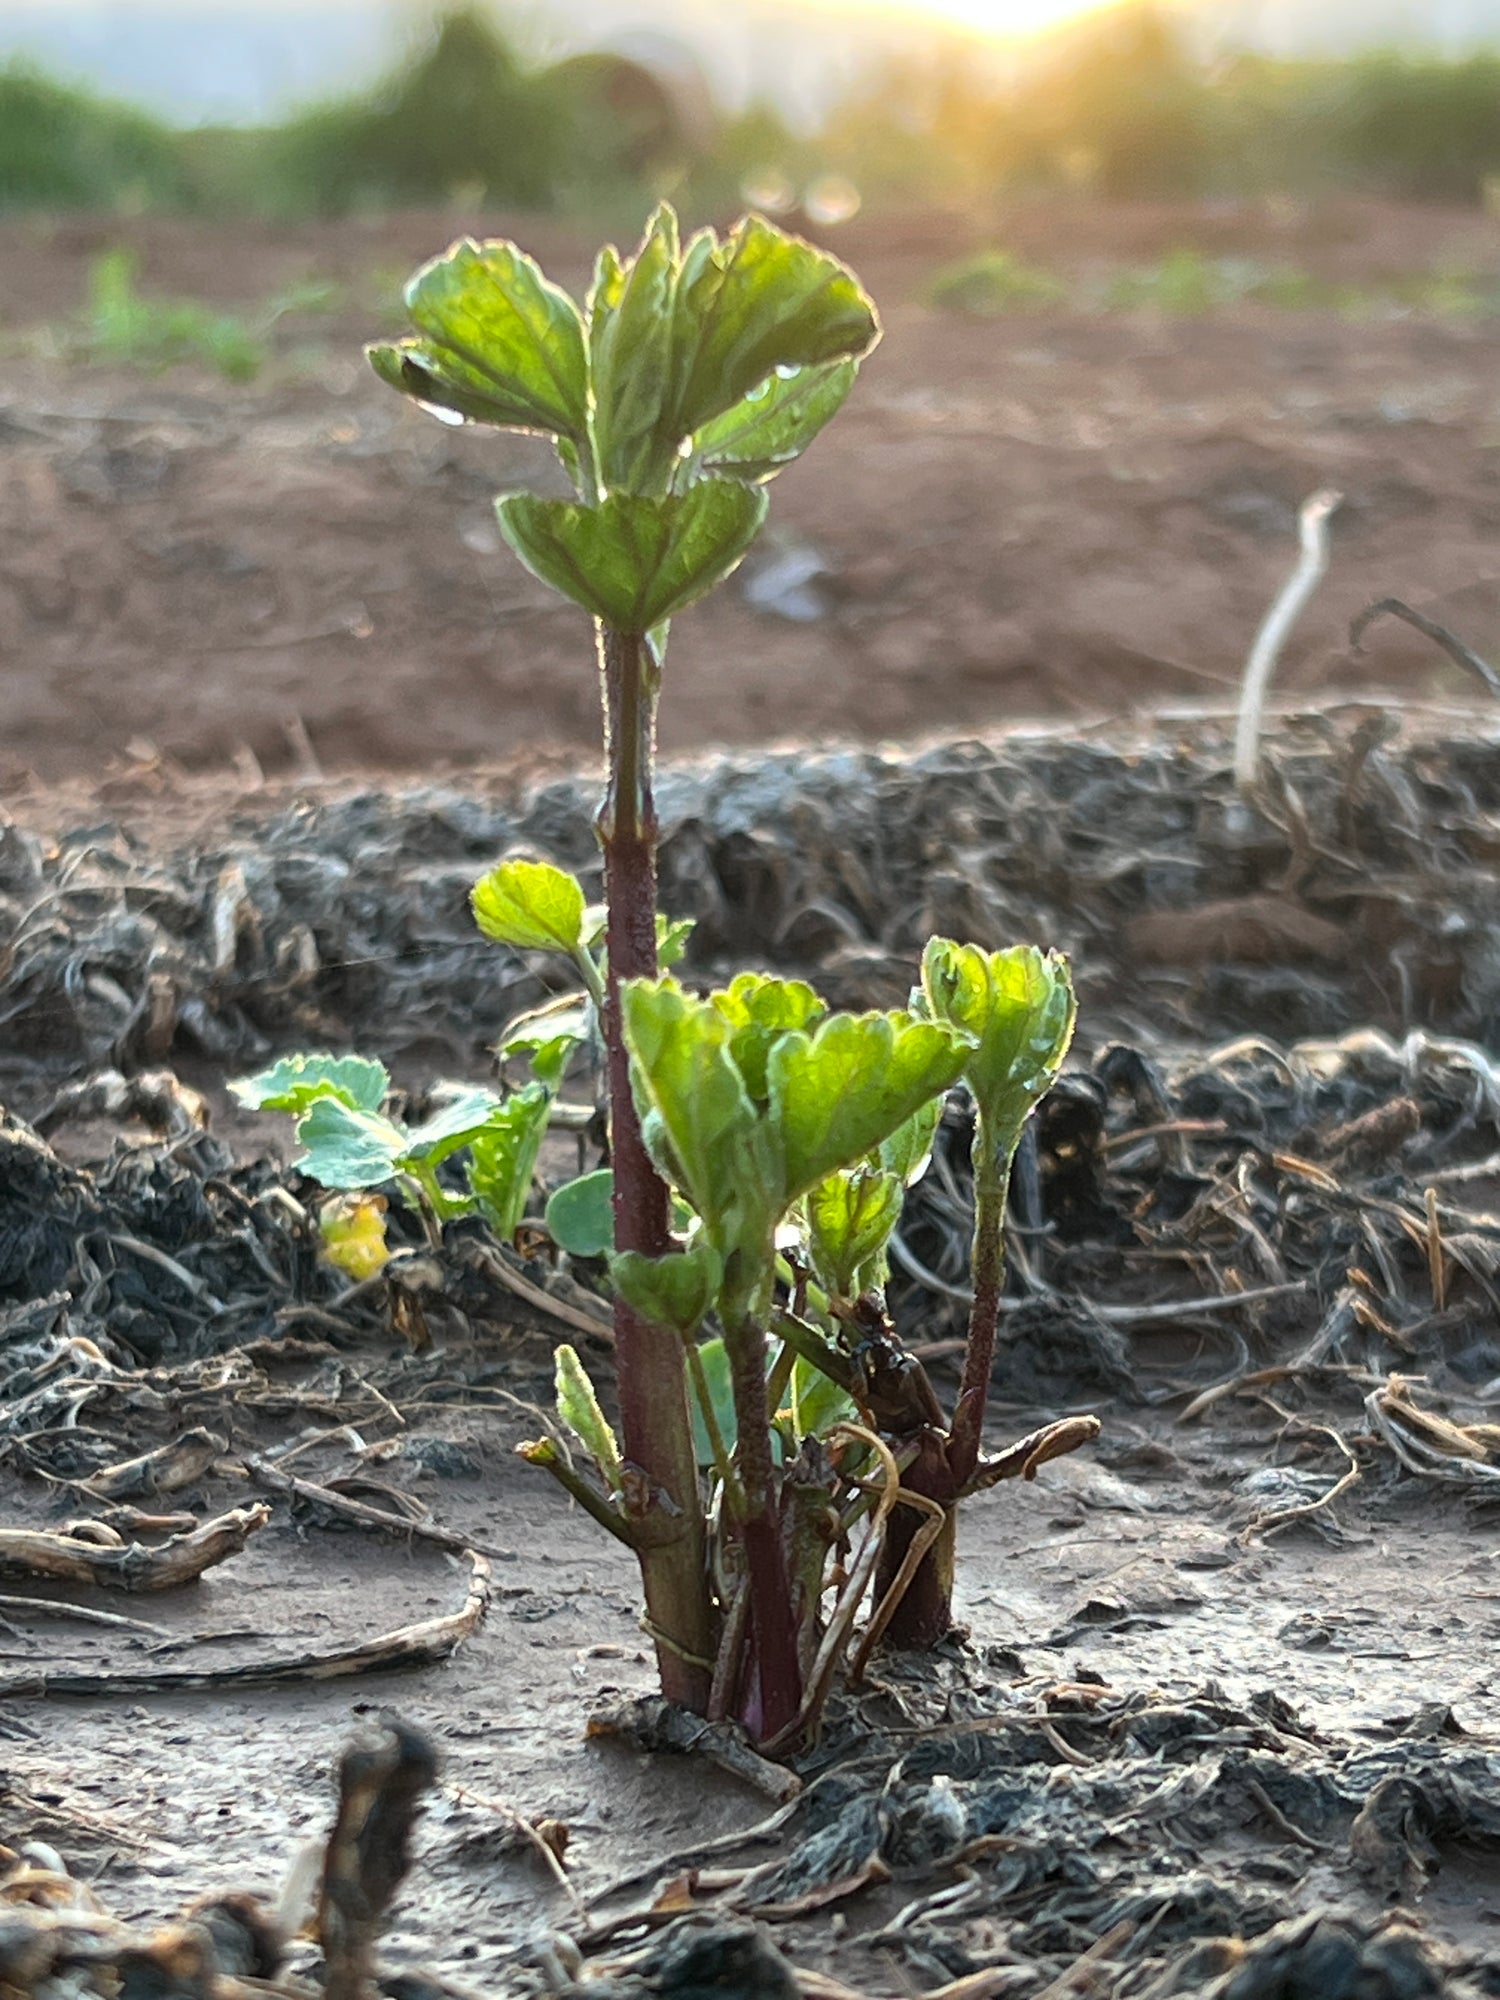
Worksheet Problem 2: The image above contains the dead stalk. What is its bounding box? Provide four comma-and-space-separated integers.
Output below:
1233, 487, 1342, 798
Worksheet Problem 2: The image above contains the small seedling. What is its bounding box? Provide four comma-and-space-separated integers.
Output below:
73, 248, 337, 382
371, 205, 879, 1713
334, 209, 1099, 1743
231, 1045, 566, 1246
924, 250, 1066, 316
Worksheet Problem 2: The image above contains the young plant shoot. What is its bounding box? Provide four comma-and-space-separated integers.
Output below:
371, 206, 878, 1714
367, 209, 1097, 1746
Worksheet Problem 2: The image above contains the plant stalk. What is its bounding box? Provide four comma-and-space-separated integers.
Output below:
725, 1311, 804, 1744
597, 621, 713, 1710
876, 1116, 1013, 1651
947, 1117, 1013, 1489
872, 1427, 956, 1649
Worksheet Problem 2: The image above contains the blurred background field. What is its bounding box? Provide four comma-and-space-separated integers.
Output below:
9, 2, 1500, 223
4, 0, 1500, 787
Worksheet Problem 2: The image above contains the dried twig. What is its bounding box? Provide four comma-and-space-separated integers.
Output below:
1366, 1376, 1500, 1484
456, 1236, 615, 1342
243, 1454, 514, 1563
0, 1505, 268, 1592
587, 1693, 801, 1803
0, 1592, 170, 1637
77, 1427, 226, 1500
1237, 1423, 1360, 1543
319, 1714, 437, 2000
1350, 596, 1500, 701
0, 1549, 490, 1697
1233, 487, 1342, 796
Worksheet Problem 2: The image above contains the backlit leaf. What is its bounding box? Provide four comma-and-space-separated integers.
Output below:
806, 1164, 904, 1298
879, 1097, 944, 1186
692, 359, 858, 482
768, 1010, 971, 1202
373, 237, 589, 444
230, 1052, 388, 1116
589, 206, 680, 494
466, 1086, 553, 1239
472, 859, 587, 953
670, 215, 879, 440
403, 1086, 506, 1168
920, 940, 1076, 1144
496, 479, 767, 632
620, 978, 776, 1249
712, 972, 827, 1104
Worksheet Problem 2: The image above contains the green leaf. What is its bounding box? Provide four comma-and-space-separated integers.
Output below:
669, 215, 879, 441
789, 1350, 858, 1443
554, 1344, 623, 1492
498, 992, 593, 1087
687, 1335, 740, 1467
512, 1032, 577, 1093
711, 972, 827, 1105
657, 915, 695, 969
372, 237, 590, 445
692, 359, 858, 482
472, 859, 587, 953
589, 206, 681, 495
610, 1241, 723, 1338
496, 479, 767, 633
230, 1052, 389, 1117
768, 1010, 972, 1203
403, 1086, 506, 1168
806, 1164, 904, 1298
620, 978, 778, 1251
920, 940, 1077, 1143
546, 1169, 616, 1259
466, 1086, 553, 1238
294, 1097, 408, 1190
879, 1097, 944, 1187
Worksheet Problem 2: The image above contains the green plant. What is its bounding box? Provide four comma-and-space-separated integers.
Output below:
361, 209, 1095, 1745
369, 204, 878, 1720
1102, 248, 1234, 316
230, 1044, 567, 1244
0, 65, 186, 212
72, 249, 335, 382
924, 250, 1066, 316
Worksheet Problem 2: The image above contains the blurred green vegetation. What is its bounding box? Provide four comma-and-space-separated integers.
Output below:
925, 243, 1500, 319
7, 4, 1500, 223
63, 248, 340, 379
0, 66, 189, 209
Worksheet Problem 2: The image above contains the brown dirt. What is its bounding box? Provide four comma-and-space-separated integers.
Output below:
3, 199, 1500, 791
10, 1364, 1500, 1991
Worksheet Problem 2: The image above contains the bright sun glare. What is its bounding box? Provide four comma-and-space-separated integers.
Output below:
851, 0, 1119, 40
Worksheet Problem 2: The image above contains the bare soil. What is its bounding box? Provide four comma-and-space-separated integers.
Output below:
3, 199, 1500, 788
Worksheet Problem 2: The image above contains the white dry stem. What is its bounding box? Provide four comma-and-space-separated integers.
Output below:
1233, 487, 1342, 797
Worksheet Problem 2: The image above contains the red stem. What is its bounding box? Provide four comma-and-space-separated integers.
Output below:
726, 1313, 803, 1743
598, 623, 712, 1711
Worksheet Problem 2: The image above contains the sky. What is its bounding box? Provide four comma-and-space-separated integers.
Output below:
3, 0, 1500, 126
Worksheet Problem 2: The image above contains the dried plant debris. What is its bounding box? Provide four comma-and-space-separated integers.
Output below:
11, 1686, 1496, 2000
10, 710, 1500, 1075
564, 1672, 1499, 1999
